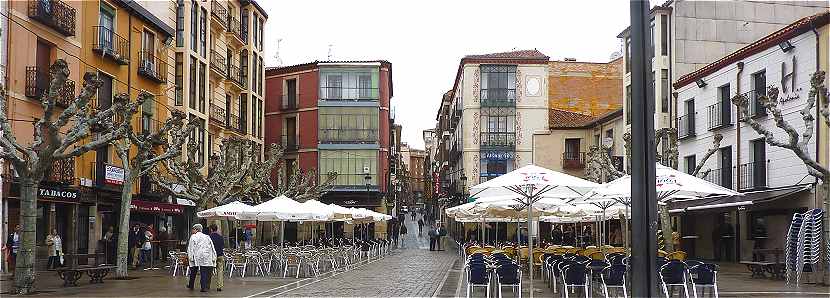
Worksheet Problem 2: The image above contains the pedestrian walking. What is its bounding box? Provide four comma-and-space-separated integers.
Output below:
128, 225, 141, 268
46, 229, 63, 269
436, 224, 446, 251
4, 225, 20, 274
103, 226, 115, 264
158, 227, 170, 262
140, 227, 153, 267
428, 225, 437, 251
417, 219, 424, 235
187, 224, 216, 292
209, 224, 225, 292
242, 227, 253, 249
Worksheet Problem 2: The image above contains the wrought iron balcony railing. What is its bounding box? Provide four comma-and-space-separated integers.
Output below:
227, 16, 243, 42
739, 162, 767, 190
28, 0, 76, 36
209, 103, 226, 125
210, 0, 228, 28
138, 51, 168, 83
282, 94, 298, 110
319, 128, 379, 144
480, 132, 515, 148
45, 157, 75, 185
707, 100, 732, 130
25, 66, 74, 108
319, 87, 378, 101
699, 167, 733, 189
480, 88, 516, 107
227, 64, 242, 87
210, 49, 227, 77
92, 26, 129, 65
744, 89, 768, 118
227, 114, 241, 131
562, 152, 586, 169
677, 113, 695, 139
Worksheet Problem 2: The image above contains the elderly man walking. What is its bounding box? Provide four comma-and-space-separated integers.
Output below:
187, 224, 216, 292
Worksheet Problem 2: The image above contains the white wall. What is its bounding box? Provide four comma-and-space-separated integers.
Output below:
676, 29, 819, 189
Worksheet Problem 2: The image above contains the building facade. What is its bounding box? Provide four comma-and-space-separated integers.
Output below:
672, 12, 829, 261
548, 58, 623, 117
617, 1, 828, 145
264, 60, 395, 239
1, 0, 180, 269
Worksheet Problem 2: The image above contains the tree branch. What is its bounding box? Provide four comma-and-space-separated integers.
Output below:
692, 134, 723, 176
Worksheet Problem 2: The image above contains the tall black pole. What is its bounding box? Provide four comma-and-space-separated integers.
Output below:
630, 0, 658, 296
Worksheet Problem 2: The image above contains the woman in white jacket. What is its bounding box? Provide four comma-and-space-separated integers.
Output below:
46, 229, 63, 269
186, 224, 216, 292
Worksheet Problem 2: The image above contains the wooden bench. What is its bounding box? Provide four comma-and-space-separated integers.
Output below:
740, 261, 773, 278
52, 265, 117, 287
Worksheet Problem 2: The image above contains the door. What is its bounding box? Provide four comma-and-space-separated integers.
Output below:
752, 140, 767, 188
286, 79, 297, 108
719, 147, 732, 189
36, 40, 51, 95
753, 72, 767, 115
285, 117, 296, 148
99, 4, 114, 50
564, 138, 581, 162
685, 99, 695, 134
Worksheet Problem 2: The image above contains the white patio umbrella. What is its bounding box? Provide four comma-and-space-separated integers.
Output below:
468, 164, 599, 296
236, 195, 318, 248
584, 164, 741, 201
197, 201, 254, 248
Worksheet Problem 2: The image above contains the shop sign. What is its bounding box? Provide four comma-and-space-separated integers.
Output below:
38, 187, 78, 200
481, 151, 513, 160
433, 173, 439, 196
105, 164, 125, 185
130, 200, 184, 214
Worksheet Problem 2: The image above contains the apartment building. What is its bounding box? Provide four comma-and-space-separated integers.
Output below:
2, 0, 177, 268
617, 0, 828, 143
672, 12, 829, 261
264, 60, 395, 240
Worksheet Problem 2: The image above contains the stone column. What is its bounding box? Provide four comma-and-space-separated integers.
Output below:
68, 204, 77, 267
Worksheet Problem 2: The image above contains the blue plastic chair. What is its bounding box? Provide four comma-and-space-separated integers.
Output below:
496, 262, 522, 298
689, 264, 718, 298
466, 263, 491, 298
659, 260, 690, 298
601, 264, 627, 298
561, 264, 590, 298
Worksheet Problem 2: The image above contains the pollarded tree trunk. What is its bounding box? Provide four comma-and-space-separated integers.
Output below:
14, 179, 39, 294
115, 166, 138, 278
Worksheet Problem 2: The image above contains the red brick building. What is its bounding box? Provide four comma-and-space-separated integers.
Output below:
264, 61, 394, 219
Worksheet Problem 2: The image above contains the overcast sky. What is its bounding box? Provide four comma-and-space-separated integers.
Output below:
260, 0, 645, 149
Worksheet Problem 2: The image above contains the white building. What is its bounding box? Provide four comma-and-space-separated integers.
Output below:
673, 11, 829, 262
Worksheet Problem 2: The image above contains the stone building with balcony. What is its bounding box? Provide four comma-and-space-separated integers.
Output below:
1, 0, 182, 268
672, 12, 829, 262
264, 60, 395, 241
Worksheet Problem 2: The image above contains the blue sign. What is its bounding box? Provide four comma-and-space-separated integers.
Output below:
481, 151, 514, 160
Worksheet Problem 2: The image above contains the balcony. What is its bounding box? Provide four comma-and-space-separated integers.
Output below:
226, 16, 244, 45
677, 113, 695, 139
227, 64, 243, 89
480, 88, 516, 107
25, 66, 75, 108
138, 51, 168, 83
739, 162, 767, 190
745, 89, 768, 118
319, 87, 378, 101
92, 26, 129, 65
28, 0, 76, 36
140, 117, 163, 137
319, 128, 378, 144
480, 132, 515, 148
281, 135, 299, 151
210, 50, 227, 78
282, 94, 298, 110
562, 152, 586, 170
210, 0, 228, 29
707, 100, 732, 130
227, 114, 241, 131
139, 176, 167, 198
209, 103, 226, 125
700, 167, 732, 189
44, 157, 75, 185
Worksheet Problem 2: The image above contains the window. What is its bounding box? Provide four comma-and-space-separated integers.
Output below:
564, 138, 581, 160
239, 93, 247, 133
660, 14, 668, 56
746, 138, 767, 189
176, 0, 184, 46
625, 85, 631, 124
480, 153, 514, 183
480, 108, 515, 148
257, 99, 263, 138
679, 98, 695, 138
241, 9, 249, 43
661, 69, 669, 113
142, 30, 155, 53
240, 50, 248, 86
624, 37, 631, 73
189, 116, 205, 166
285, 79, 297, 109
199, 7, 206, 57
175, 53, 183, 105
199, 62, 206, 113
319, 150, 378, 187
259, 57, 264, 95
251, 53, 258, 93
480, 65, 517, 105
258, 18, 264, 49
684, 155, 696, 175
718, 146, 732, 189
189, 56, 196, 109
751, 71, 767, 117
98, 3, 115, 51
605, 129, 614, 155
319, 107, 379, 143
709, 84, 732, 129
252, 14, 258, 49
319, 68, 379, 100
190, 1, 197, 50
649, 18, 655, 60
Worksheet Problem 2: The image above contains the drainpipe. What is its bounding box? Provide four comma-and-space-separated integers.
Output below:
811, 19, 821, 202
735, 61, 744, 193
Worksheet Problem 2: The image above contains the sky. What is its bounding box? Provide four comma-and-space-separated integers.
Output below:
259, 0, 641, 149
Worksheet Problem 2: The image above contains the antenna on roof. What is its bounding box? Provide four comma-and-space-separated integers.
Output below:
274, 38, 283, 66
327, 44, 334, 61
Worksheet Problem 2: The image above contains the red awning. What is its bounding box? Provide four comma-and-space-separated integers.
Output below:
130, 200, 185, 214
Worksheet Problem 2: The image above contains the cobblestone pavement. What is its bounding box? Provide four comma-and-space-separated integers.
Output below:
251, 214, 459, 297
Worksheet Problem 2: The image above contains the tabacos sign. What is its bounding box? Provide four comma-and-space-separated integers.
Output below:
38, 187, 78, 200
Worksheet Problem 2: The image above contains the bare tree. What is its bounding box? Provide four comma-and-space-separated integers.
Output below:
0, 60, 141, 294
110, 95, 196, 278
733, 71, 829, 282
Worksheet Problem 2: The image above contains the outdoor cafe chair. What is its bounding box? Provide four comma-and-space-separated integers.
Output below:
600, 264, 628, 298
561, 263, 590, 298
544, 255, 563, 289
659, 260, 691, 298
465, 263, 491, 298
283, 254, 303, 278
605, 253, 625, 265
688, 264, 718, 298
168, 251, 188, 277
532, 251, 546, 277
224, 254, 247, 278
573, 255, 591, 265
496, 262, 522, 298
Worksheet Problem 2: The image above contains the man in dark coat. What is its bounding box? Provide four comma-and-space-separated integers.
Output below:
428, 225, 437, 251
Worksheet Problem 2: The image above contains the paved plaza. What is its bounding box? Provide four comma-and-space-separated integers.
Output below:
2, 215, 829, 297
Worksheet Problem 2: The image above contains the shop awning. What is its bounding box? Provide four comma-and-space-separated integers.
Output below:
669, 185, 810, 213
131, 200, 186, 214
